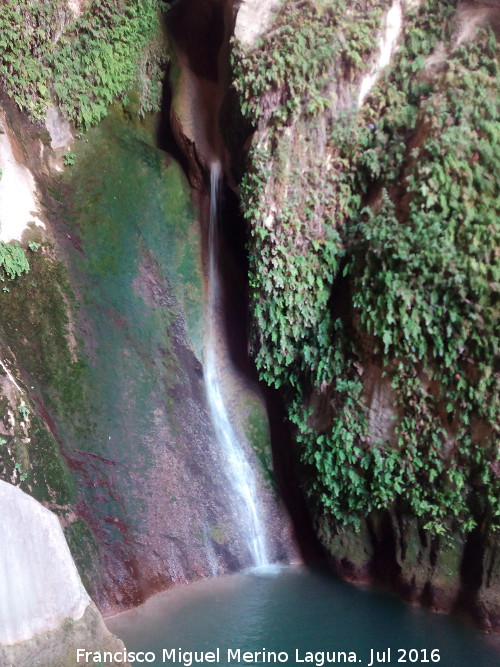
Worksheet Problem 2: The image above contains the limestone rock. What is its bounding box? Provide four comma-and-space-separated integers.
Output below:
234, 0, 284, 49
0, 480, 126, 665
0, 113, 43, 243
45, 106, 73, 151
0, 480, 89, 645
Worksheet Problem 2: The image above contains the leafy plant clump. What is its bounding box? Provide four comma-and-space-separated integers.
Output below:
0, 0, 169, 128
238, 0, 500, 535
0, 242, 30, 284
232, 0, 387, 126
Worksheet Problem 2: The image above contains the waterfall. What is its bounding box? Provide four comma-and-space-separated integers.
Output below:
204, 162, 269, 568
357, 0, 403, 107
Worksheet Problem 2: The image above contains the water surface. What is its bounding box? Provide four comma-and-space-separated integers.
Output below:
107, 566, 499, 667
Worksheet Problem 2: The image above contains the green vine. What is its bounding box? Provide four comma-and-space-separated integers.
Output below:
0, 0, 169, 128
237, 0, 499, 535
232, 0, 387, 126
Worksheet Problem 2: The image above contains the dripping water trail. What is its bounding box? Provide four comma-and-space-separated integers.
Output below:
204, 162, 269, 569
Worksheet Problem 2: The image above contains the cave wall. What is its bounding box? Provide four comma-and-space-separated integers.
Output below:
1, 0, 498, 637
228, 0, 500, 629
0, 0, 297, 621
0, 92, 271, 614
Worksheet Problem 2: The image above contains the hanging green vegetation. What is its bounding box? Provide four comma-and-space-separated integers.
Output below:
236, 0, 499, 535
232, 0, 387, 126
0, 0, 169, 128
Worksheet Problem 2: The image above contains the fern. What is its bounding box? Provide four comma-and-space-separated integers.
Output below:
0, 242, 30, 282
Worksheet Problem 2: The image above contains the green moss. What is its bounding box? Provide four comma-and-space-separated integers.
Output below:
64, 519, 101, 594
244, 399, 275, 490
209, 525, 228, 545
0, 403, 75, 506
432, 534, 464, 584
24, 416, 76, 506
316, 514, 372, 571
0, 230, 87, 507
65, 108, 204, 359
0, 246, 92, 440
0, 394, 9, 428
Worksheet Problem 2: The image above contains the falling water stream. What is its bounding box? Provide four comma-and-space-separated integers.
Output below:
204, 162, 269, 568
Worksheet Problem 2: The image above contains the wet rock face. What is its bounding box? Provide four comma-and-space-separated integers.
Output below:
166, 0, 229, 177
0, 87, 296, 618
165, 0, 300, 570
165, 0, 285, 176
0, 105, 257, 612
58, 113, 299, 609
318, 510, 500, 631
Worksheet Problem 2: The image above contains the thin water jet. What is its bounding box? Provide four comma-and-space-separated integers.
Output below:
204, 161, 269, 568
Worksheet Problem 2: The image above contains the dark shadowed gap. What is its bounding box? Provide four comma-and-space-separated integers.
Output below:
158, 0, 325, 566
166, 0, 225, 82
218, 183, 326, 564
156, 64, 191, 176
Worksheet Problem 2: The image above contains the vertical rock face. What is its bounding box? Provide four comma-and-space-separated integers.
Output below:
0, 111, 44, 243
0, 82, 296, 620
0, 480, 89, 645
0, 103, 251, 612
0, 0, 295, 628
166, 0, 300, 572
228, 0, 500, 629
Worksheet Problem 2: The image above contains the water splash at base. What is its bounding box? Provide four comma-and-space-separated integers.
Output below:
204, 162, 270, 568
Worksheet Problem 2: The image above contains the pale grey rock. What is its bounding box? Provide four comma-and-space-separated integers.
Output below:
0, 480, 90, 646
234, 0, 283, 48
45, 106, 73, 151
0, 602, 129, 667
0, 115, 43, 242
